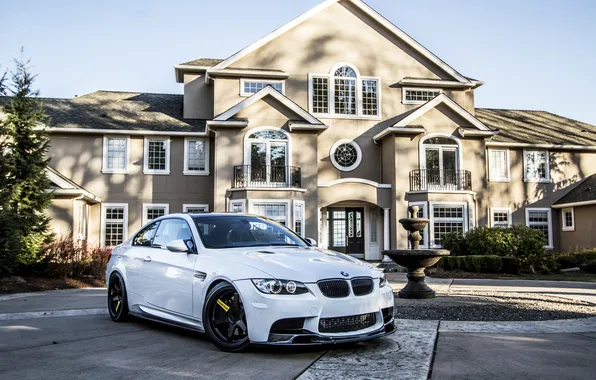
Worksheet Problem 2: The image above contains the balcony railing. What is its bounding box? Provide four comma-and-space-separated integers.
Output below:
233, 165, 302, 189
409, 169, 472, 191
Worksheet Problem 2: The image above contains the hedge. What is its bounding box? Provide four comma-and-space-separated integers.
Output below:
555, 250, 596, 269
434, 255, 523, 274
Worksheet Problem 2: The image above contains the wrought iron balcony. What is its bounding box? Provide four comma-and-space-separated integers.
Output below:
409, 169, 472, 192
233, 165, 302, 189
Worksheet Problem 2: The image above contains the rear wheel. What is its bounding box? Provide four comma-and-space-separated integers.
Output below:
108, 273, 129, 322
203, 282, 250, 352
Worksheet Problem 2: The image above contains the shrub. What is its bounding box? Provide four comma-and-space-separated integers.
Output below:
582, 259, 596, 274
465, 227, 517, 257
0, 211, 21, 276
40, 236, 111, 279
556, 250, 596, 269
502, 257, 522, 275
442, 231, 469, 256
436, 255, 503, 273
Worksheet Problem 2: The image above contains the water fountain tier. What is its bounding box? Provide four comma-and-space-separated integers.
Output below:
382, 205, 450, 299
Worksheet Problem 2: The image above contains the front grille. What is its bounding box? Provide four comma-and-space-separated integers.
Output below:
351, 277, 374, 296
319, 313, 377, 333
318, 279, 350, 298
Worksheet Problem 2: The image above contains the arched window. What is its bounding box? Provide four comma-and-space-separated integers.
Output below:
309, 63, 380, 117
244, 128, 290, 185
419, 134, 462, 189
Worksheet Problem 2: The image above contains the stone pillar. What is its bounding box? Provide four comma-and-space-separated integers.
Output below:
383, 208, 391, 262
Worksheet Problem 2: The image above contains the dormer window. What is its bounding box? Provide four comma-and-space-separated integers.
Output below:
309, 63, 380, 118
403, 88, 442, 105
240, 79, 284, 96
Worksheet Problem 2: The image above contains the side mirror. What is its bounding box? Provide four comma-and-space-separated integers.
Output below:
166, 240, 189, 253
305, 238, 317, 247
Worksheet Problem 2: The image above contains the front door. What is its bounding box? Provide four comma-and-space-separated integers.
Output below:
328, 208, 364, 256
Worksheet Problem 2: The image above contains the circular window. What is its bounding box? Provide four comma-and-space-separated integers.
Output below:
330, 140, 362, 172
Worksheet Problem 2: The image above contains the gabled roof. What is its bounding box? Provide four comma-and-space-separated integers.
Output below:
553, 174, 596, 208
394, 93, 492, 131
209, 0, 470, 84
1, 91, 206, 135
477, 108, 596, 146
47, 167, 101, 203
213, 86, 325, 128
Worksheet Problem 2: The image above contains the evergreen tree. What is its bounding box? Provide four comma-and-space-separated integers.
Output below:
1, 56, 53, 268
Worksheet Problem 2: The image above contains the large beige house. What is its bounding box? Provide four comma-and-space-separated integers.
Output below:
41, 0, 596, 257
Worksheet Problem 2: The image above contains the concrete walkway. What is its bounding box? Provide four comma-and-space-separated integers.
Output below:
1, 278, 596, 379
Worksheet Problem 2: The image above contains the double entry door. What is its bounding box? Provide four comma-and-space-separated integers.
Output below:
424, 146, 457, 188
328, 208, 364, 255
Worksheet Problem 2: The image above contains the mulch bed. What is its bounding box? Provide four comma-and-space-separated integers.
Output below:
0, 277, 105, 294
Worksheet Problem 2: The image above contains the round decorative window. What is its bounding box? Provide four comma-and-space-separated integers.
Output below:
330, 140, 362, 172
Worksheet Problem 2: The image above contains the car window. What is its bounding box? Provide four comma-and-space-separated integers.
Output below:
193, 215, 306, 249
152, 219, 195, 251
132, 222, 159, 247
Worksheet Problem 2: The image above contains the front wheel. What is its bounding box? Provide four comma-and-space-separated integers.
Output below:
203, 282, 250, 352
108, 273, 129, 322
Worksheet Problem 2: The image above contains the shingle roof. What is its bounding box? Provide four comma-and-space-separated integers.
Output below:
554, 174, 596, 205
2, 91, 206, 133
476, 108, 596, 146
179, 58, 224, 67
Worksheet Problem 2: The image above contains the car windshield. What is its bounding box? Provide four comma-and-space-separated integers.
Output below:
192, 215, 308, 249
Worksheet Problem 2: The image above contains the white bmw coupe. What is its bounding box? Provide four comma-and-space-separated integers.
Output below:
106, 213, 395, 351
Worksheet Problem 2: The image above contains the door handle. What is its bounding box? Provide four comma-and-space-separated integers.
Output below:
143, 256, 152, 263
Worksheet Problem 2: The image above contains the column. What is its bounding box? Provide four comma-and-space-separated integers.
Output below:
321, 207, 328, 249
383, 208, 391, 262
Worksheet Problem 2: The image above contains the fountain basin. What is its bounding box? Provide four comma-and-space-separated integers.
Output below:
383, 249, 449, 299
398, 218, 430, 233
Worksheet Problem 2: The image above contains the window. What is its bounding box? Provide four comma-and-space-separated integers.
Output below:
144, 138, 170, 174
524, 150, 549, 182
562, 208, 575, 231
230, 200, 245, 213
184, 138, 209, 175
102, 204, 128, 247
490, 208, 512, 228
102, 136, 129, 173
430, 203, 466, 247
403, 88, 442, 104
183, 204, 209, 213
525, 208, 553, 248
488, 149, 510, 181
332, 210, 346, 247
133, 222, 159, 247
143, 204, 169, 225
152, 218, 195, 250
240, 79, 284, 96
294, 201, 305, 237
370, 208, 378, 244
250, 201, 289, 226
309, 64, 380, 118
419, 134, 461, 190
330, 139, 362, 172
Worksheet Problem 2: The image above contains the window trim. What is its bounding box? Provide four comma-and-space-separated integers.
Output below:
562, 207, 575, 231
239, 78, 285, 97
101, 203, 129, 247
488, 148, 510, 182
523, 150, 550, 183
293, 200, 305, 237
429, 201, 468, 248
490, 207, 512, 228
143, 137, 171, 175
183, 204, 209, 213
525, 207, 553, 249
410, 201, 429, 248
307, 63, 381, 120
330, 139, 362, 172
248, 199, 291, 226
142, 203, 170, 225
402, 87, 443, 105
102, 135, 130, 174
183, 138, 210, 176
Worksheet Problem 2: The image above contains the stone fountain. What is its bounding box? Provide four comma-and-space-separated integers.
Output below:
382, 205, 450, 299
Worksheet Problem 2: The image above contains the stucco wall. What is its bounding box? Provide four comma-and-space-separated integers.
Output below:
557, 205, 596, 252
47, 197, 74, 238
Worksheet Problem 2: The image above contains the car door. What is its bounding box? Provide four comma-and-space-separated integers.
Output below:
141, 218, 197, 317
127, 221, 160, 298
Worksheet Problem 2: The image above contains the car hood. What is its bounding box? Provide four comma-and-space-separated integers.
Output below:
224, 246, 381, 282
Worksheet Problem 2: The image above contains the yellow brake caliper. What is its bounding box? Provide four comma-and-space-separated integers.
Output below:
217, 299, 230, 312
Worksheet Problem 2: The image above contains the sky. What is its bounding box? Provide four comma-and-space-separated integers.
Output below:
1, 0, 595, 124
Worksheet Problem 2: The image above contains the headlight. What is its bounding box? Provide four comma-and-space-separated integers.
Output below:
251, 279, 309, 295
379, 272, 388, 288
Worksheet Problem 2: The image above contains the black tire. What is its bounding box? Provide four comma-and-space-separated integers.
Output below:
203, 282, 250, 352
108, 272, 129, 322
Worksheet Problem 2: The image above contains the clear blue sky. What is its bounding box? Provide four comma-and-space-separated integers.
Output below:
1, 0, 595, 124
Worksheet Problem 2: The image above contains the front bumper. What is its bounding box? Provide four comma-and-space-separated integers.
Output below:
234, 278, 395, 344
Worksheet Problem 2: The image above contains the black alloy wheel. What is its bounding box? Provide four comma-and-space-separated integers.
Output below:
203, 282, 250, 352
108, 273, 129, 322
